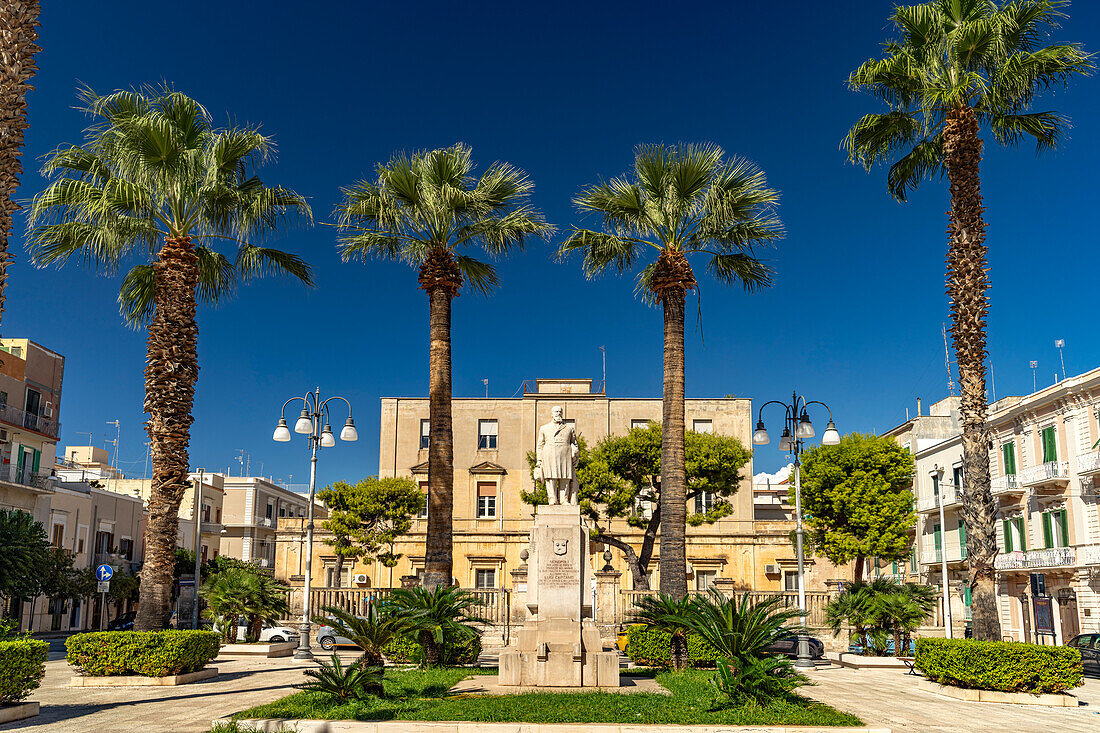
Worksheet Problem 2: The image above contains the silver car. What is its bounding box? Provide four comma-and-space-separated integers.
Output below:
316, 618, 356, 650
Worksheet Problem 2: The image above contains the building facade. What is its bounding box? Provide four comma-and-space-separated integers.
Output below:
222, 476, 316, 568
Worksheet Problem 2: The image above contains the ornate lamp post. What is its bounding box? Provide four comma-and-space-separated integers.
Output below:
753, 390, 840, 669
273, 388, 358, 660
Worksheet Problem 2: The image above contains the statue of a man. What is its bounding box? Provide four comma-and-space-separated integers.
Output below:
535, 405, 579, 505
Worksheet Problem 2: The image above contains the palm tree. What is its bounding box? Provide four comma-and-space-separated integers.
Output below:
561, 144, 782, 597
844, 0, 1092, 641
0, 1, 40, 332
316, 603, 418, 667
388, 585, 488, 667
200, 567, 256, 642
27, 85, 313, 630
683, 589, 802, 666
335, 144, 551, 589
631, 593, 696, 671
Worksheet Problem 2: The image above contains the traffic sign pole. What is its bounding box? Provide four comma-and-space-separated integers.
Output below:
95, 565, 114, 630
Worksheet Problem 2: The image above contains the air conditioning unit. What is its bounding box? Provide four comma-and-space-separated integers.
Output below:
764, 564, 781, 576
353, 573, 369, 585
43, 402, 53, 418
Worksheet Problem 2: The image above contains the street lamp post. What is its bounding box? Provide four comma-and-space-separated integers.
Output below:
273, 387, 358, 661
753, 390, 840, 669
930, 465, 953, 639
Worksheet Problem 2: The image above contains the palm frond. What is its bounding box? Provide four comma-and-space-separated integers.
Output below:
885, 135, 945, 202
705, 252, 775, 292
454, 255, 499, 295
558, 228, 648, 278
235, 244, 313, 286
989, 110, 1068, 151
118, 265, 156, 327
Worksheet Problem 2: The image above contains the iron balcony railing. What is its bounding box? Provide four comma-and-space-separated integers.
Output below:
994, 545, 1076, 571
917, 485, 960, 513
920, 546, 967, 565
991, 474, 1021, 494
0, 402, 60, 438
1019, 461, 1071, 488
1074, 451, 1100, 476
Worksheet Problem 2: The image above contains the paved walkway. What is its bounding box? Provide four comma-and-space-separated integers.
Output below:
802, 666, 1100, 733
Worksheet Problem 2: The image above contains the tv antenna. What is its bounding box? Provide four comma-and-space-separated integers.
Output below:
1030, 361, 1038, 392
235, 449, 251, 476
1055, 339, 1066, 382
942, 324, 955, 396
599, 345, 607, 394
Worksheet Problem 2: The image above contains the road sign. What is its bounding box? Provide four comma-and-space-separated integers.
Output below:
97, 581, 110, 593
95, 564, 114, 581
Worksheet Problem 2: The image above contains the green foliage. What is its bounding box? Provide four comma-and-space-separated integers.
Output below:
684, 591, 802, 667
624, 624, 719, 668
316, 604, 418, 666
299, 654, 384, 700
387, 586, 487, 667
0, 639, 48, 704
712, 655, 806, 707
0, 509, 51, 604
381, 633, 421, 663
0, 619, 27, 641
382, 631, 482, 666
318, 477, 423, 569
844, 0, 1094, 202
798, 433, 915, 569
200, 566, 289, 642
915, 638, 1083, 694
825, 579, 935, 656
65, 630, 219, 677
630, 594, 698, 671
175, 548, 196, 579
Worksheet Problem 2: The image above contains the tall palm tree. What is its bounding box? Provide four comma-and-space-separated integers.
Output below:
27, 85, 313, 630
561, 144, 782, 597
335, 144, 551, 590
843, 0, 1092, 641
0, 0, 40, 332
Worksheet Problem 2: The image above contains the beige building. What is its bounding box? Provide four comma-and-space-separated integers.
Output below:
0, 339, 64, 525
222, 475, 317, 568
276, 378, 843, 601
885, 368, 1100, 644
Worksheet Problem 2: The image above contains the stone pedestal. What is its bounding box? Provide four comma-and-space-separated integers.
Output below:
498, 505, 619, 688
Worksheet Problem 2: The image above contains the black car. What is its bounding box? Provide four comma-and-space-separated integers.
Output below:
766, 634, 825, 660
1066, 634, 1100, 677
107, 611, 136, 631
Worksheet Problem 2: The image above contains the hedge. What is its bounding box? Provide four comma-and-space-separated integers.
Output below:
0, 639, 48, 704
382, 632, 481, 665
624, 625, 719, 668
66, 630, 220, 677
915, 637, 1083, 694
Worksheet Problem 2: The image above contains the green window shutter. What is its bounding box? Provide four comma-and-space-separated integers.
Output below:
1042, 512, 1053, 548
933, 523, 942, 551
959, 522, 967, 559
1059, 509, 1069, 547
16, 449, 24, 474
1041, 427, 1058, 463
32, 449, 40, 473
963, 584, 972, 607
910, 548, 917, 572
1015, 517, 1027, 550
1002, 442, 1017, 475
1003, 520, 1012, 552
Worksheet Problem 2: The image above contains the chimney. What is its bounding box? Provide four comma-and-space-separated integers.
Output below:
917, 397, 922, 417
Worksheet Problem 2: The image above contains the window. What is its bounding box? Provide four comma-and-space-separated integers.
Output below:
692, 420, 713, 434
51, 523, 64, 549
952, 465, 963, 489
783, 572, 799, 592
694, 491, 716, 514
119, 538, 133, 560
478, 420, 498, 450
1041, 426, 1058, 463
95, 530, 112, 555
418, 482, 428, 518
24, 388, 40, 415
77, 528, 86, 555
476, 482, 497, 518
279, 505, 286, 517
420, 420, 430, 450
1042, 508, 1069, 548
695, 569, 716, 592
265, 501, 274, 520
1002, 441, 1017, 475
202, 502, 212, 522
1002, 517, 1027, 552
910, 547, 917, 573
475, 568, 496, 589
958, 522, 967, 560
215, 507, 221, 523
630, 419, 649, 431
931, 472, 940, 498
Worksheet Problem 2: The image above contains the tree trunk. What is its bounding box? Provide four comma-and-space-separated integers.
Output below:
333, 553, 344, 588
420, 248, 460, 591
670, 631, 688, 672
658, 287, 687, 598
853, 555, 865, 583
135, 236, 200, 631
944, 105, 1000, 642
594, 532, 648, 590
0, 1, 40, 335
420, 629, 441, 667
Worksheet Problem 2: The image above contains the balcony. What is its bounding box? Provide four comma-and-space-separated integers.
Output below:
991, 473, 1024, 497
994, 546, 1076, 571
200, 521, 223, 536
1075, 451, 1100, 476
917, 485, 960, 513
0, 403, 60, 438
1019, 461, 1071, 491
0, 470, 53, 492
94, 552, 129, 569
1079, 544, 1100, 566
920, 546, 967, 565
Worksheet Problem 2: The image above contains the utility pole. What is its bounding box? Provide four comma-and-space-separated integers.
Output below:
106, 420, 120, 491
942, 324, 955, 396
191, 469, 204, 630
1055, 339, 1066, 382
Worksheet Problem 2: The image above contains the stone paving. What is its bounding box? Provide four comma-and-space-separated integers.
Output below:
8, 650, 1100, 733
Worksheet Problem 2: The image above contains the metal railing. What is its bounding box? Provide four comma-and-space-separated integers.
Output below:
1019, 461, 1071, 487
994, 546, 1075, 571
200, 521, 223, 535
1, 470, 52, 490
619, 589, 834, 627
1075, 451, 1100, 475
917, 485, 960, 513
991, 474, 1021, 494
0, 402, 60, 438
305, 587, 511, 625
920, 546, 966, 565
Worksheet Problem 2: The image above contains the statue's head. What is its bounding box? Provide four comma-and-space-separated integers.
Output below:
553, 538, 568, 556
551, 406, 564, 423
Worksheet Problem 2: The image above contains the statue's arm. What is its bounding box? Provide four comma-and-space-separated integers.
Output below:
536, 427, 545, 464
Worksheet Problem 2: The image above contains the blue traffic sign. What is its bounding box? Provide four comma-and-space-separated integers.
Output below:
95, 564, 114, 581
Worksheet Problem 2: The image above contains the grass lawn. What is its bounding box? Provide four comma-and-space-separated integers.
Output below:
230, 667, 863, 727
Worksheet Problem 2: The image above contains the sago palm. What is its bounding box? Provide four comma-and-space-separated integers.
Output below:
335, 144, 551, 589
631, 593, 696, 672
388, 585, 488, 667
561, 144, 782, 597
316, 603, 418, 667
844, 1, 1092, 641
684, 589, 802, 665
0, 1, 40, 332
27, 85, 313, 630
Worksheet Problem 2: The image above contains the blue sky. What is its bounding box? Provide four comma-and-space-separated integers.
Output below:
9, 1, 1099, 488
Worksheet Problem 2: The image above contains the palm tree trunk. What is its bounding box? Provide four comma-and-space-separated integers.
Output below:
670, 631, 688, 672
0, 1, 40, 334
943, 105, 1000, 642
658, 286, 688, 599
135, 236, 200, 631
420, 248, 459, 591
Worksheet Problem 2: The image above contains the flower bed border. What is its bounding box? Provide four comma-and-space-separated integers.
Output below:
0, 701, 39, 724
824, 652, 909, 670
70, 667, 218, 687
918, 680, 1077, 707
219, 642, 296, 658
218, 718, 891, 733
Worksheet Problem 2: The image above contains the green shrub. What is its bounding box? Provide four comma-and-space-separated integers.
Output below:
66, 630, 220, 677
625, 625, 719, 668
382, 632, 481, 665
915, 637, 1083, 694
0, 639, 48, 704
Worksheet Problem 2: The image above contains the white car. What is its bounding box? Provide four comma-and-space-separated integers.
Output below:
218, 617, 299, 643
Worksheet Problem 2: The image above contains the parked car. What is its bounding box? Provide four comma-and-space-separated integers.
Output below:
214, 616, 299, 643
766, 634, 825, 659
106, 611, 136, 631
1067, 634, 1100, 677
316, 618, 357, 651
